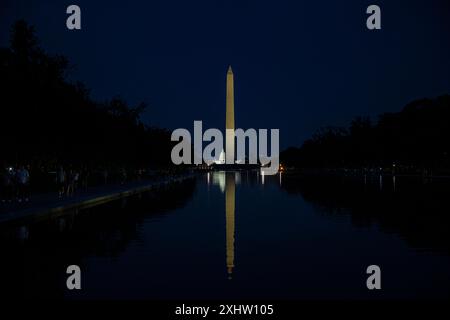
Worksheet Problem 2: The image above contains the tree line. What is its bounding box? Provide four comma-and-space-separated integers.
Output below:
0, 20, 173, 169
281, 94, 450, 172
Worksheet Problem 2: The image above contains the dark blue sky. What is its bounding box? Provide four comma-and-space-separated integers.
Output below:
1, 0, 449, 148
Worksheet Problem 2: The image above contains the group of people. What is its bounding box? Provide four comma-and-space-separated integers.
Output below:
0, 164, 88, 203
0, 163, 156, 205
56, 166, 90, 198
1, 165, 31, 203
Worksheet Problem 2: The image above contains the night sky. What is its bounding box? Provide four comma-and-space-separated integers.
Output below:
1, 0, 450, 148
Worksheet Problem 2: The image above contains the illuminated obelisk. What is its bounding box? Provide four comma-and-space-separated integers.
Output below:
225, 172, 235, 278
225, 66, 235, 164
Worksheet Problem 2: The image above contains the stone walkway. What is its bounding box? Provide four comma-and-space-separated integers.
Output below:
0, 175, 193, 226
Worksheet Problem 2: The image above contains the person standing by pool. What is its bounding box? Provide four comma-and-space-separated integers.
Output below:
120, 168, 127, 185
56, 166, 66, 198
66, 168, 80, 196
16, 165, 30, 202
6, 166, 16, 202
73, 169, 80, 193
66, 168, 74, 197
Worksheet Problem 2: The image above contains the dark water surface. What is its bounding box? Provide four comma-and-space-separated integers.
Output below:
1, 172, 450, 299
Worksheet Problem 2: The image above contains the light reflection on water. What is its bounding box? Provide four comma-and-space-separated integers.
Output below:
1, 172, 450, 300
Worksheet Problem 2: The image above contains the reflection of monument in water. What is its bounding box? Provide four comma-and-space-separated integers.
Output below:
209, 171, 237, 278
225, 172, 235, 279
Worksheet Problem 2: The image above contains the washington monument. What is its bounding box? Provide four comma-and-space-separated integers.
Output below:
170, 66, 279, 173
225, 65, 235, 164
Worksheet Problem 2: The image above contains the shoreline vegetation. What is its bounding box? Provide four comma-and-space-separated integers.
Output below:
0, 20, 176, 171
281, 94, 450, 175
1, 20, 186, 203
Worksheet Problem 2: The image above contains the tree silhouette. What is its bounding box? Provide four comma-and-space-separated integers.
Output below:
281, 95, 450, 173
0, 20, 174, 169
